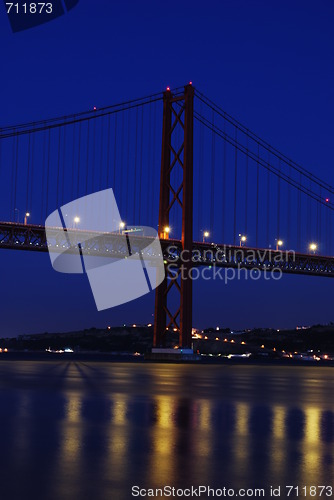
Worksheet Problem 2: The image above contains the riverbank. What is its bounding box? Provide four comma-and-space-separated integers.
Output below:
1, 350, 334, 366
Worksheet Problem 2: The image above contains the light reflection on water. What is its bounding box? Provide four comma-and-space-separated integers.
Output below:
0, 361, 332, 499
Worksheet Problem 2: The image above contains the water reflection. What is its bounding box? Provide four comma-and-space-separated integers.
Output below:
0, 361, 332, 499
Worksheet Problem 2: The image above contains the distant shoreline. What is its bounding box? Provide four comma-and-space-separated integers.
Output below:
0, 351, 334, 366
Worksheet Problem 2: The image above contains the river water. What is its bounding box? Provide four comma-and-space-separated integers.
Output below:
0, 360, 333, 499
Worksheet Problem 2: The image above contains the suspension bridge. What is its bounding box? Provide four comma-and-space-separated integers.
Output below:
1, 83, 333, 348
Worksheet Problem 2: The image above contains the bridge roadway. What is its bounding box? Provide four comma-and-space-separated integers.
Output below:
0, 221, 334, 278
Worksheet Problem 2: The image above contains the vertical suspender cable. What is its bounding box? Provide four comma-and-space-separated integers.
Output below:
46, 128, 51, 219
233, 128, 238, 245
61, 122, 66, 206
307, 179, 311, 249
99, 117, 104, 191
151, 102, 157, 223
0, 139, 2, 219
245, 138, 249, 235
287, 166, 291, 247
138, 106, 144, 224
120, 111, 125, 216
195, 106, 200, 240
11, 135, 15, 220
297, 173, 301, 251
92, 119, 96, 190
77, 122, 82, 198
277, 159, 281, 241
147, 104, 152, 224
126, 110, 131, 221
198, 104, 204, 236
315, 191, 320, 245
266, 153, 270, 246
41, 127, 46, 222
26, 133, 31, 214
71, 124, 76, 203
326, 203, 329, 254
133, 108, 138, 222
329, 207, 332, 255
113, 113, 117, 194
85, 121, 90, 195
0, 138, 1, 215
210, 110, 215, 232
106, 115, 111, 188
222, 123, 226, 243
30, 132, 35, 215
56, 127, 61, 207
13, 135, 19, 220
113, 114, 118, 190
318, 187, 322, 247
256, 144, 260, 247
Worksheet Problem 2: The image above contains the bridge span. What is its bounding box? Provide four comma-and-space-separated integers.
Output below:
1, 221, 334, 279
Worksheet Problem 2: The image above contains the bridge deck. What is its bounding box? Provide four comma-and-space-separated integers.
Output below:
0, 222, 333, 278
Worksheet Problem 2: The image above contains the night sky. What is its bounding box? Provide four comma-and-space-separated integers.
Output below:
1, 0, 334, 337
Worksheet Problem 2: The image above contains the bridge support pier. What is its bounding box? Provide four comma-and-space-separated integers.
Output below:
154, 84, 194, 349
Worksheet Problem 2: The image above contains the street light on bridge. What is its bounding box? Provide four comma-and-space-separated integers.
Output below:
163, 226, 171, 240
203, 231, 210, 243
239, 234, 247, 247
309, 243, 317, 254
119, 221, 126, 234
73, 216, 80, 228
24, 212, 30, 225
275, 239, 283, 251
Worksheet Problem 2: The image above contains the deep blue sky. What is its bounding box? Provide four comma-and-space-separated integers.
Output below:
1, 0, 334, 337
